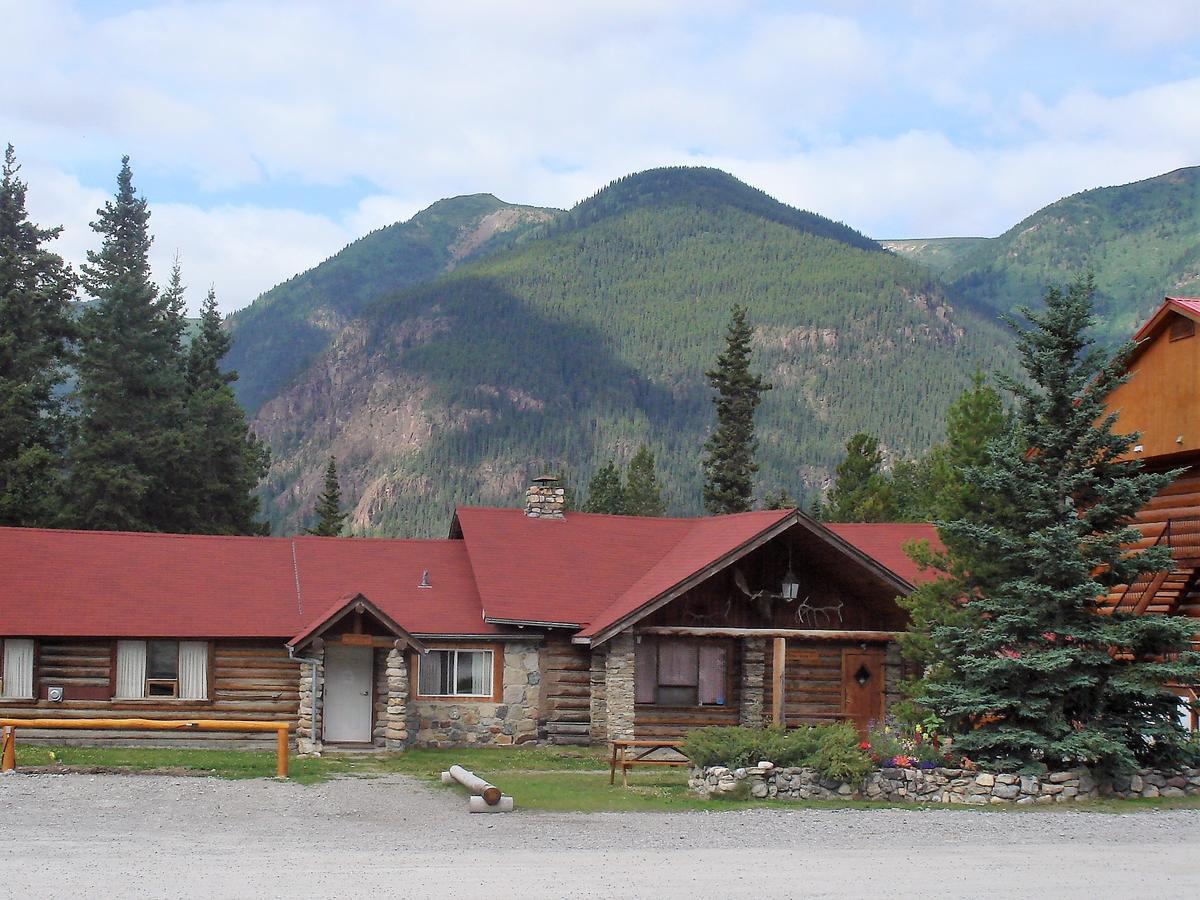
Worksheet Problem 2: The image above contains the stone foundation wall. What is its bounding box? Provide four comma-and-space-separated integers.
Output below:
384, 647, 409, 750
738, 638, 765, 728
691, 763, 1200, 803
411, 642, 540, 747
604, 634, 635, 741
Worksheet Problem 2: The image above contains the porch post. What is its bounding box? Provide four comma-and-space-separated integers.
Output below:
296, 646, 324, 756
771, 637, 786, 727
738, 637, 766, 728
384, 644, 410, 750
604, 633, 636, 742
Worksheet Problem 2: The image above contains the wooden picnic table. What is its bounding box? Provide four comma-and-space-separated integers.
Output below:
609, 738, 690, 786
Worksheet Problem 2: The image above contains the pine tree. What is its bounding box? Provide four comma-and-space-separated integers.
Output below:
762, 488, 796, 510
68, 157, 188, 532
307, 456, 348, 536
181, 286, 270, 534
918, 276, 1200, 771
0, 145, 76, 526
819, 433, 896, 522
584, 459, 626, 514
624, 445, 667, 516
702, 304, 771, 514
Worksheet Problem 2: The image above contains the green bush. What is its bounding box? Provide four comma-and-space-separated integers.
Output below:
680, 723, 873, 783
810, 722, 874, 784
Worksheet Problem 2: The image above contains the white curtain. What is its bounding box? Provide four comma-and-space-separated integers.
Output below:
472, 651, 492, 696
178, 642, 208, 700
1, 639, 34, 699
115, 640, 147, 699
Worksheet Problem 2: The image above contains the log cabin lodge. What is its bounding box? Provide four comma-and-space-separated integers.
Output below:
0, 489, 936, 751
1, 294, 1197, 751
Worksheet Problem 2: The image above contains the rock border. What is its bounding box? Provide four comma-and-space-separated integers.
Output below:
689, 762, 1200, 804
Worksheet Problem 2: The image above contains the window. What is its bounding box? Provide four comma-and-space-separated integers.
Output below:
635, 638, 728, 707
115, 640, 208, 700
0, 639, 35, 699
1170, 316, 1196, 342
417, 649, 494, 697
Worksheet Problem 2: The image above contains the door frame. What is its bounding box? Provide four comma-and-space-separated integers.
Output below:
323, 643, 376, 745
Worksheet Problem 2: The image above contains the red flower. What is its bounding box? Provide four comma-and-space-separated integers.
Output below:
858, 741, 871, 750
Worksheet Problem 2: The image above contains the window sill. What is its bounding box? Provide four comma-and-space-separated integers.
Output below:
635, 703, 730, 710
110, 699, 213, 706
414, 694, 498, 702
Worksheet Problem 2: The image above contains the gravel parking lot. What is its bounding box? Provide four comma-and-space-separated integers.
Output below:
2, 772, 1197, 899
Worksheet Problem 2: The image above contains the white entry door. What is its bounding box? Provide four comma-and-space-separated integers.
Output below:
324, 644, 373, 743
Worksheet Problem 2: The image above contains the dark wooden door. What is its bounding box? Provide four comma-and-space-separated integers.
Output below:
841, 648, 886, 734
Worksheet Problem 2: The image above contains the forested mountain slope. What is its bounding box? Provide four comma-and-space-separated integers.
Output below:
247, 167, 1014, 536
226, 194, 558, 411
888, 167, 1200, 342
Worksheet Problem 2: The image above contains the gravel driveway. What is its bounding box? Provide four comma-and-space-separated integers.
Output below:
2, 772, 1197, 899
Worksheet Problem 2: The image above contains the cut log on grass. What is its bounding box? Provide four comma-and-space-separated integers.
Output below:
468, 795, 514, 813
448, 764, 502, 805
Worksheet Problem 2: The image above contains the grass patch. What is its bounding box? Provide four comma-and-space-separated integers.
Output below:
372, 744, 608, 777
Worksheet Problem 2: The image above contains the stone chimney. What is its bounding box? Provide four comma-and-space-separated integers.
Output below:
524, 475, 566, 519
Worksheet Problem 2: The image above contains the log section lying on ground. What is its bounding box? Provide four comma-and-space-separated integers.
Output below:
447, 764, 502, 805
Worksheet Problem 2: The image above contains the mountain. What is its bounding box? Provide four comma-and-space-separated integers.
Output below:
241, 166, 1014, 537
887, 167, 1200, 342
226, 194, 558, 412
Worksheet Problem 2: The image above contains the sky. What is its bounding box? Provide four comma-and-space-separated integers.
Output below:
5, 0, 1200, 314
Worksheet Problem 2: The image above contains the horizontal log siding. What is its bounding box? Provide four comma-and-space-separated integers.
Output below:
539, 637, 592, 744
633, 641, 742, 740
1, 639, 299, 749
764, 641, 854, 727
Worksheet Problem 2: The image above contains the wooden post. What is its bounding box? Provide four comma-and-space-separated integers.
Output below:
771, 637, 786, 727
1, 726, 15, 773
276, 726, 289, 779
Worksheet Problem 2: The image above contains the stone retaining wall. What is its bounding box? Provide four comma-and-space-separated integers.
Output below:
690, 763, 1200, 804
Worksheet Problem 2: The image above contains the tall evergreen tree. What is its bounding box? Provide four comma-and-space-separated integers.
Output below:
918, 276, 1200, 771
0, 145, 76, 526
624, 444, 667, 516
181, 286, 270, 534
584, 459, 626, 514
702, 304, 771, 514
68, 157, 188, 532
308, 456, 348, 536
819, 432, 896, 522
762, 488, 797, 510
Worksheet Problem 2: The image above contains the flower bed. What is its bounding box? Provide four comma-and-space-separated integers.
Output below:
688, 762, 1200, 804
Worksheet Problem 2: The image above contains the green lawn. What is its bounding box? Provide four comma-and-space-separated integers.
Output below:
13, 744, 1200, 813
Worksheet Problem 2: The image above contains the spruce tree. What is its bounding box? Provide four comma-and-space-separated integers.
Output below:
0, 145, 76, 526
308, 456, 348, 536
763, 488, 796, 510
919, 276, 1200, 771
584, 459, 626, 514
702, 304, 771, 514
69, 157, 187, 532
181, 286, 270, 534
819, 433, 896, 522
624, 445, 667, 516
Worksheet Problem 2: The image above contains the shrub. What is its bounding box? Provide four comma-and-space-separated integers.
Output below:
810, 722, 874, 783
681, 723, 873, 782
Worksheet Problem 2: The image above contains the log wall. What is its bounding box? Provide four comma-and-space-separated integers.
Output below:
764, 641, 854, 727
538, 636, 593, 744
0, 639, 299, 749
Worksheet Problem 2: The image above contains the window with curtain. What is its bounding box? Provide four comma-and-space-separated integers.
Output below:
1, 639, 35, 699
416, 649, 494, 697
115, 640, 208, 700
634, 638, 728, 707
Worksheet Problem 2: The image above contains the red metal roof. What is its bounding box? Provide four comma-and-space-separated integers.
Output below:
825, 523, 943, 586
1132, 297, 1200, 342
0, 513, 937, 640
0, 527, 486, 638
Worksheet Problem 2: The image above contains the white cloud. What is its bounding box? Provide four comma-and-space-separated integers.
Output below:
3, 1, 1198, 309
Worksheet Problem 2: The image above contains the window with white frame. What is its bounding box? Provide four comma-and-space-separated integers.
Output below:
0, 639, 35, 699
416, 648, 494, 698
115, 640, 208, 700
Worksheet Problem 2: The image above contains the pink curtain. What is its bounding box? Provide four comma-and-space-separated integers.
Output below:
658, 641, 698, 686
698, 645, 727, 705
635, 639, 657, 703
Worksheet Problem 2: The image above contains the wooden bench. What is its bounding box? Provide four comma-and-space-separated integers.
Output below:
609, 739, 690, 786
